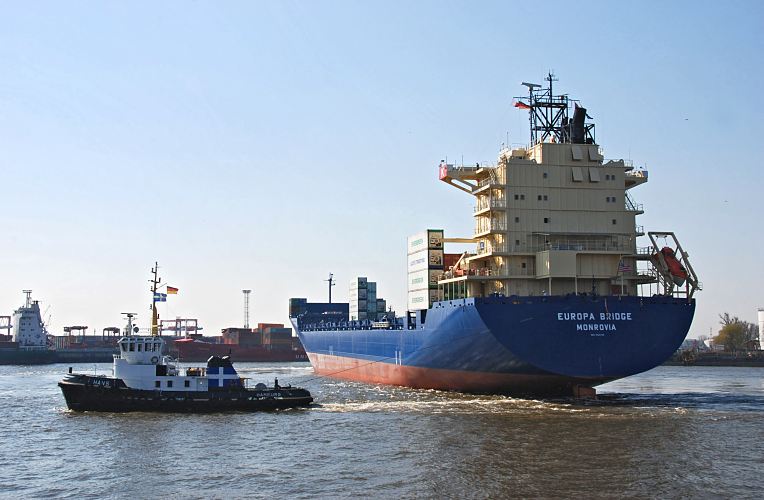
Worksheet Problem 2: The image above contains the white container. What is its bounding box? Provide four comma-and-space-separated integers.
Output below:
408, 249, 429, 273
407, 289, 440, 311
408, 229, 444, 255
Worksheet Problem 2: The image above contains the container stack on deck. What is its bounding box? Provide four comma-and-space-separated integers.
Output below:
289, 299, 349, 326
349, 278, 388, 321
407, 229, 444, 311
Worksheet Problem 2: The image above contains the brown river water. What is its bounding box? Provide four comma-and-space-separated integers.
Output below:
1, 363, 762, 498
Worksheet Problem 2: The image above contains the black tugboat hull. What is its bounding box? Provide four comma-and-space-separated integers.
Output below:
59, 376, 313, 413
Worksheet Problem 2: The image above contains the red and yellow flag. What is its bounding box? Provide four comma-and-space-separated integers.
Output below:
166, 286, 179, 295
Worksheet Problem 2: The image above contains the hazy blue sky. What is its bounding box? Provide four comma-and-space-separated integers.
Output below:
1, 1, 761, 339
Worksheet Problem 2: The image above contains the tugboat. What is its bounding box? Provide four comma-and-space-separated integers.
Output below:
59, 313, 313, 412
59, 265, 313, 412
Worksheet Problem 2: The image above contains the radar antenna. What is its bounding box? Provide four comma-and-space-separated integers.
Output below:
514, 72, 595, 145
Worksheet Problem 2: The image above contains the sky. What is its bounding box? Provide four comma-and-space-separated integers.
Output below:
0, 1, 762, 339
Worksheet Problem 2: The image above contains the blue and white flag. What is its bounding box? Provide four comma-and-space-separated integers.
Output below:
153, 292, 167, 302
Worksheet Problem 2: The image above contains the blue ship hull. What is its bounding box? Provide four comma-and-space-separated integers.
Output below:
293, 295, 695, 396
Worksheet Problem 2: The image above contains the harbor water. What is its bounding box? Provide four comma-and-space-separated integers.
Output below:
1, 364, 762, 498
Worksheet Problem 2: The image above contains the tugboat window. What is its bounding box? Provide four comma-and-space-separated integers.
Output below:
184, 380, 190, 388
167, 381, 173, 388
137, 344, 142, 352
129, 342, 134, 351
155, 381, 160, 388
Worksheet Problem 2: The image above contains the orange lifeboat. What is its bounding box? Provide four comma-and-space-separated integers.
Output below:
655, 247, 688, 287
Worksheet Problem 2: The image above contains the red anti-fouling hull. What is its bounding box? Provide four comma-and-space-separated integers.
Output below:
307, 352, 607, 396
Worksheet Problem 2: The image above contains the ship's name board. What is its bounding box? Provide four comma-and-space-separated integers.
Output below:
557, 312, 632, 335
87, 378, 115, 388
557, 312, 632, 321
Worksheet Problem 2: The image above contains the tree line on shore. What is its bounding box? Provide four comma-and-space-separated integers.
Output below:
710, 313, 759, 352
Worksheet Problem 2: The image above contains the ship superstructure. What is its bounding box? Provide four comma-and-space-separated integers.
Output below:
291, 76, 700, 397
11, 290, 48, 349
436, 73, 699, 303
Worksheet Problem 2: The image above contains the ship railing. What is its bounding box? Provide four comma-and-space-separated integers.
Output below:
476, 170, 506, 189
637, 246, 653, 255
532, 240, 634, 253
625, 192, 643, 212
604, 158, 634, 168
474, 220, 507, 235
626, 169, 648, 179
439, 266, 515, 279
301, 321, 405, 332
476, 242, 508, 255
474, 199, 507, 212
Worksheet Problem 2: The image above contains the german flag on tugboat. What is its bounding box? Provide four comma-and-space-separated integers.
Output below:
166, 286, 179, 294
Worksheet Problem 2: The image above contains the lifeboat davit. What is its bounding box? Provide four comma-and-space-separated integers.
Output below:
655, 246, 688, 287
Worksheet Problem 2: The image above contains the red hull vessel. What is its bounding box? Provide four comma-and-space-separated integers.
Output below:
170, 339, 308, 362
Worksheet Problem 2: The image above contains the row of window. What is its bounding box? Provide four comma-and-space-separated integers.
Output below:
514, 194, 550, 201
121, 342, 161, 352
513, 194, 616, 202
512, 217, 618, 224
533, 172, 617, 180
155, 380, 191, 388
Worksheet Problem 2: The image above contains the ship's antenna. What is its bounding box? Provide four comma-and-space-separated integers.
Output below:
325, 273, 335, 304
149, 262, 161, 336
546, 71, 558, 98
242, 289, 251, 329
121, 312, 137, 336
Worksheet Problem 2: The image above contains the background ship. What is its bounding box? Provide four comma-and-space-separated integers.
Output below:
290, 75, 700, 397
1, 287, 307, 364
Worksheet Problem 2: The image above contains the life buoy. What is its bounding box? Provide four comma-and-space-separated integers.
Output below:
150, 356, 159, 364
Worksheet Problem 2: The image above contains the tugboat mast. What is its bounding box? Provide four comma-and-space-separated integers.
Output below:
149, 262, 161, 336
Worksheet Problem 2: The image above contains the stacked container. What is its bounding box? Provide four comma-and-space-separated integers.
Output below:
349, 277, 388, 321
407, 229, 444, 310
349, 277, 368, 321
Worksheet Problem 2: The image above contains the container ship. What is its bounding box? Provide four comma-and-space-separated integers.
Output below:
290, 75, 700, 397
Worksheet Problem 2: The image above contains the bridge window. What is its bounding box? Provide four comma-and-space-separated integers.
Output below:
137, 344, 142, 352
